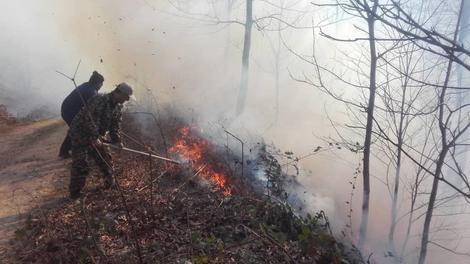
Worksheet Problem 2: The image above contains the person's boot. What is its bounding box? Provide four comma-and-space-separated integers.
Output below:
59, 151, 71, 159
104, 174, 115, 189
58, 143, 71, 158
69, 171, 86, 200
69, 190, 81, 200
59, 134, 72, 158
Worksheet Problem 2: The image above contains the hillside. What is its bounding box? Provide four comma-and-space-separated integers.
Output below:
1, 114, 363, 263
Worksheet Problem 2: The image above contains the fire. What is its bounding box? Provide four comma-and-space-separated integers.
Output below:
170, 126, 232, 196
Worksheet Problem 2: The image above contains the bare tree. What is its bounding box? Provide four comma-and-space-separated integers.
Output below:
308, 0, 381, 250
445, 0, 470, 191
418, 3, 466, 262
235, 0, 253, 116
358, 0, 379, 250
399, 125, 436, 262
291, 2, 470, 262
363, 1, 470, 262
377, 40, 427, 259
166, 0, 298, 116
264, 0, 309, 125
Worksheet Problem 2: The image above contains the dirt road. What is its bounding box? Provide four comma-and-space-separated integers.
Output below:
0, 119, 69, 259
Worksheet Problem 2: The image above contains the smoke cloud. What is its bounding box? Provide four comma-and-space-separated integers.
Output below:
2, 1, 470, 263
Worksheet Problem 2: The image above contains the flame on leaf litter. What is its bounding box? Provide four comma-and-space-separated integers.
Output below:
170, 126, 232, 196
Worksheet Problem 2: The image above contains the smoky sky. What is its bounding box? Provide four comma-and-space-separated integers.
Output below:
1, 1, 470, 263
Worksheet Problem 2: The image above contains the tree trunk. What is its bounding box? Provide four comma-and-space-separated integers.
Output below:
388, 61, 409, 258
446, 0, 470, 191
418, 2, 464, 263
358, 0, 378, 250
235, 0, 253, 116
274, 22, 281, 124
418, 150, 447, 264
400, 169, 419, 260
400, 114, 436, 261
223, 0, 234, 73
388, 123, 403, 257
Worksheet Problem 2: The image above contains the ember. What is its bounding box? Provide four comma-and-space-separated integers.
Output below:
170, 126, 232, 195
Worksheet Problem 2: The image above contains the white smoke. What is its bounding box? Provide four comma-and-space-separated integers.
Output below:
2, 1, 470, 263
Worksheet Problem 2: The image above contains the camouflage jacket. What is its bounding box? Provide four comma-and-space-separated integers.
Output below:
69, 93, 123, 146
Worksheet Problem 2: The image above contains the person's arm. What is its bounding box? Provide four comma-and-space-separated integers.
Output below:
109, 105, 123, 145
83, 96, 103, 143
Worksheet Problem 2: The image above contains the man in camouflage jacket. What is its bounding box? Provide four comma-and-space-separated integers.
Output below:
68, 83, 133, 199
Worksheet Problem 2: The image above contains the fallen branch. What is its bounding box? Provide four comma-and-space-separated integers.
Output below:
137, 170, 169, 192
241, 224, 296, 264
171, 164, 207, 196
225, 238, 258, 251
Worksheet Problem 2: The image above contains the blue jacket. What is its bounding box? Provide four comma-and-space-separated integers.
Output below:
61, 82, 98, 125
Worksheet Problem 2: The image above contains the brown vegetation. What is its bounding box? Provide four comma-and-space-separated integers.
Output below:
0, 104, 16, 129
9, 115, 363, 263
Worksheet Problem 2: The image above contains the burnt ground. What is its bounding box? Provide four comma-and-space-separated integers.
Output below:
2, 116, 363, 264
0, 119, 70, 262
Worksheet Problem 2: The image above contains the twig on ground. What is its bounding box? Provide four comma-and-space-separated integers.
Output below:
171, 164, 207, 196
137, 170, 169, 193
241, 224, 296, 264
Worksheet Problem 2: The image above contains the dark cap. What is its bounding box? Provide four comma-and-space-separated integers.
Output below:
115, 82, 135, 100
89, 71, 104, 85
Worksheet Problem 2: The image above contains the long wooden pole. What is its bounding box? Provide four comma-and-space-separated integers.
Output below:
104, 143, 180, 164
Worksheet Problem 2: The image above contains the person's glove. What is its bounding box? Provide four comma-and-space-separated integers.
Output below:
99, 136, 112, 144
114, 142, 124, 149
92, 138, 103, 148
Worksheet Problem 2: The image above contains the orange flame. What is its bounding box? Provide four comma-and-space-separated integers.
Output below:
170, 127, 232, 196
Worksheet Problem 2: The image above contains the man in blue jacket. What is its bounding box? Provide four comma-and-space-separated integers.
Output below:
59, 71, 104, 158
